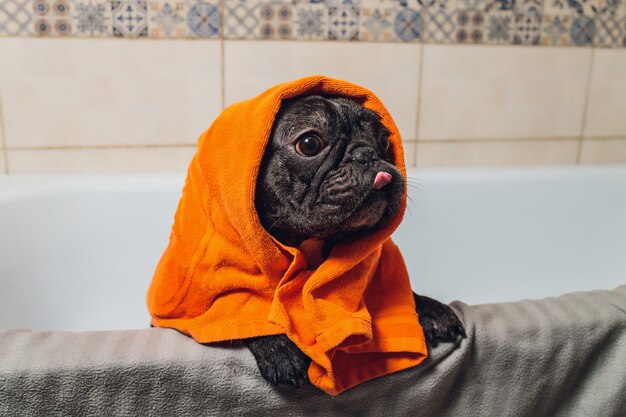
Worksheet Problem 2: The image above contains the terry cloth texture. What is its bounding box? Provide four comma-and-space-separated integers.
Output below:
2, 286, 625, 416
146, 75, 427, 395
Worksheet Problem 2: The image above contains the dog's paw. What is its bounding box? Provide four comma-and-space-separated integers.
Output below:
245, 334, 311, 387
414, 293, 467, 348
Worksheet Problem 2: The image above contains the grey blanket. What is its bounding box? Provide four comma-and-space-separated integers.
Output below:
1, 286, 625, 417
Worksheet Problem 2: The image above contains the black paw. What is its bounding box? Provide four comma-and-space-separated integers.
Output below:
244, 334, 311, 387
414, 293, 467, 348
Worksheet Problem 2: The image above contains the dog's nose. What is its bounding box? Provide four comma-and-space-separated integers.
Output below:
351, 147, 376, 164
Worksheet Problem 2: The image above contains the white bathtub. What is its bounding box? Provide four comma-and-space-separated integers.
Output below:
1, 166, 625, 331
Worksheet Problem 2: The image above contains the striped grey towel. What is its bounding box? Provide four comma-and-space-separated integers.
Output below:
1, 285, 625, 416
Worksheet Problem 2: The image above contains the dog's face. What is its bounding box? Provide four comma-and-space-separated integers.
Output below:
255, 95, 405, 246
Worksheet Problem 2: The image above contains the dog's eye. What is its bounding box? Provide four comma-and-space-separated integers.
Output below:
295, 134, 324, 157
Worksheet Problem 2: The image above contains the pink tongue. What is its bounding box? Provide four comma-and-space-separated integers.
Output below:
373, 171, 392, 190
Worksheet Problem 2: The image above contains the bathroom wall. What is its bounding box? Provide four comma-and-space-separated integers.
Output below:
1, 0, 625, 174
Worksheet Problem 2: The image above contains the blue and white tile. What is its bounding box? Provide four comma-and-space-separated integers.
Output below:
325, 0, 362, 6
455, 7, 487, 43
543, 0, 598, 15
0, 0, 35, 35
484, 10, 514, 43
361, 0, 422, 42
484, 0, 516, 12
485, 0, 544, 18
293, 2, 328, 40
511, 0, 544, 13
426, 0, 486, 44
257, 1, 294, 40
186, 0, 219, 38
569, 13, 596, 44
424, 0, 456, 43
328, 3, 359, 40
459, 0, 488, 10
73, 0, 111, 36
594, 13, 623, 46
513, 7, 542, 44
358, 5, 394, 41
224, 0, 261, 39
488, 0, 544, 45
32, 0, 74, 36
540, 14, 572, 45
540, 0, 599, 45
111, 0, 148, 37
594, 0, 626, 47
392, 2, 421, 41
149, 0, 186, 37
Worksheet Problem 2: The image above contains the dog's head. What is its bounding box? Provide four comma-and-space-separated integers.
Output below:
255, 95, 405, 246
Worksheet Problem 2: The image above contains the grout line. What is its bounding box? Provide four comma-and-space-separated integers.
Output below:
577, 47, 595, 164
0, 92, 9, 174
196, 40, 612, 51
0, 34, 622, 50
580, 136, 626, 141
219, 0, 226, 110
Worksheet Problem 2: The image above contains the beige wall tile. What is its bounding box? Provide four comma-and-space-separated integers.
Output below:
419, 45, 591, 140
580, 138, 626, 164
0, 151, 5, 174
224, 40, 421, 141
0, 38, 221, 148
416, 139, 580, 167
7, 146, 196, 174
584, 50, 626, 138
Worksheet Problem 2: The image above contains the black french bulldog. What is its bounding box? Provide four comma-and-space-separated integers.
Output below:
246, 95, 466, 387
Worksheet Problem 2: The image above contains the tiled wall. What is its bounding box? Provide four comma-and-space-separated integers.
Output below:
1, 0, 626, 174
2, 0, 626, 47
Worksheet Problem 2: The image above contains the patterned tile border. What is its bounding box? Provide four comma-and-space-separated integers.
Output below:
1, 0, 625, 46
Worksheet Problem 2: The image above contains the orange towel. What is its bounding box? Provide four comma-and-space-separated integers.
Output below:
147, 75, 427, 396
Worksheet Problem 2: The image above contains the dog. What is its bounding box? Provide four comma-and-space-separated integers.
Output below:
246, 95, 466, 387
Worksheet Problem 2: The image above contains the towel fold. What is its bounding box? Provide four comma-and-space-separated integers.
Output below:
146, 76, 427, 395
